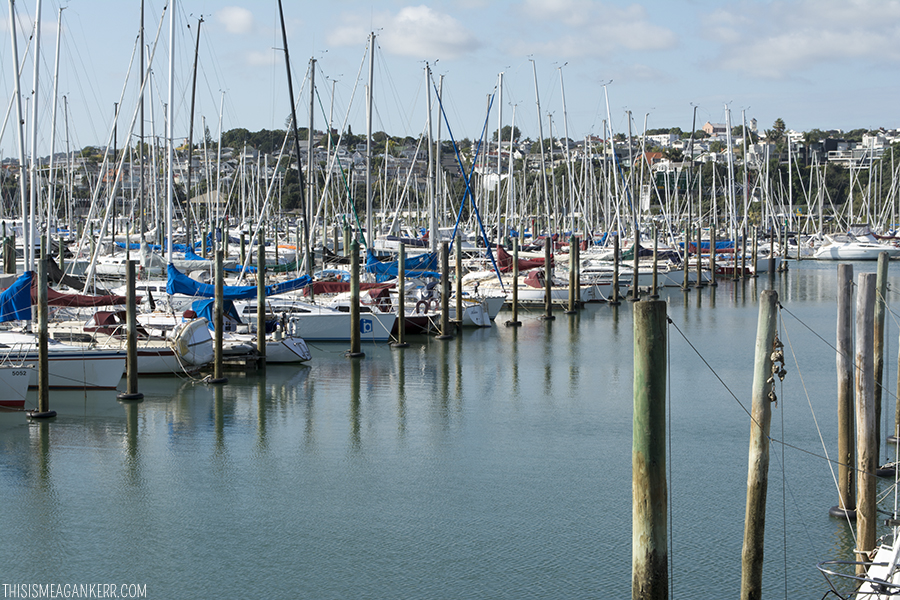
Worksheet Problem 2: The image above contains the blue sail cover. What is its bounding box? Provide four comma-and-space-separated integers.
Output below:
166, 264, 311, 300
365, 250, 439, 283
0, 271, 34, 322
190, 299, 242, 330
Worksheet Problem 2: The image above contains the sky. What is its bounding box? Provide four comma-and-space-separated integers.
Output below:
2, 0, 899, 159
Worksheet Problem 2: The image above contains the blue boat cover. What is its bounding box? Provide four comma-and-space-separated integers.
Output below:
365, 250, 439, 283
0, 271, 34, 322
166, 264, 311, 299
190, 298, 242, 330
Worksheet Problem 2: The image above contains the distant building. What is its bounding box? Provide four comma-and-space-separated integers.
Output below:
702, 121, 728, 136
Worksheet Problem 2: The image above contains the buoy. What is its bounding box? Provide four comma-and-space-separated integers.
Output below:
27, 410, 57, 419
829, 506, 857, 521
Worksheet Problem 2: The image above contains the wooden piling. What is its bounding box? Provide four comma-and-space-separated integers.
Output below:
455, 233, 463, 327
874, 251, 888, 464
35, 256, 52, 417
632, 229, 640, 301
343, 224, 351, 258
650, 225, 659, 299
611, 235, 621, 305
632, 299, 667, 600
541, 236, 555, 320
710, 224, 717, 287
391, 242, 409, 348
566, 234, 577, 314
256, 226, 266, 365
117, 260, 144, 400
347, 240, 365, 356
855, 272, 877, 573
436, 241, 454, 340
740, 289, 779, 600
696, 222, 704, 287
767, 227, 776, 281
681, 224, 690, 291
208, 250, 228, 384
506, 238, 522, 327
240, 232, 246, 266
831, 263, 856, 519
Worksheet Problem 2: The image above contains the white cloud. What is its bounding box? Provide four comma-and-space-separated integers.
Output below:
327, 5, 480, 59
513, 1, 678, 58
216, 6, 255, 35
246, 50, 278, 67
705, 0, 900, 78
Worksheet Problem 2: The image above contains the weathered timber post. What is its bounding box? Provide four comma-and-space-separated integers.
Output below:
29, 256, 55, 418
632, 228, 640, 301
831, 263, 855, 519
611, 235, 621, 305
566, 234, 577, 314
208, 249, 227, 384
709, 223, 717, 287
632, 299, 667, 600
874, 251, 888, 465
455, 232, 463, 327
391, 242, 409, 348
347, 240, 365, 357
855, 272, 877, 574
256, 226, 266, 366
436, 241, 453, 340
650, 225, 659, 299
506, 238, 522, 327
740, 289, 779, 600
541, 236, 555, 320
117, 260, 144, 400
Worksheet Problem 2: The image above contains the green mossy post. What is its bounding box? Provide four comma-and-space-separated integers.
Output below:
874, 252, 888, 465
347, 240, 365, 357
117, 260, 144, 400
632, 299, 667, 600
256, 226, 266, 364
436, 241, 454, 340
855, 272, 877, 574
740, 289, 778, 600
391, 243, 409, 348
832, 264, 856, 520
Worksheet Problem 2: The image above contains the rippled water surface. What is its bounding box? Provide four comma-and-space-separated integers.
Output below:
0, 262, 893, 598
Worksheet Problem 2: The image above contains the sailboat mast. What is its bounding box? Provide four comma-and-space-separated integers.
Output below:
531, 60, 549, 237
165, 0, 174, 263
496, 71, 503, 246
9, 0, 28, 272
46, 6, 64, 255
185, 16, 203, 251
275, 0, 309, 275
307, 58, 316, 271
426, 63, 436, 253
28, 0, 41, 269
366, 32, 375, 248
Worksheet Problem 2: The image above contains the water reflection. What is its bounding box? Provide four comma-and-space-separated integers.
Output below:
349, 358, 361, 451
396, 348, 407, 438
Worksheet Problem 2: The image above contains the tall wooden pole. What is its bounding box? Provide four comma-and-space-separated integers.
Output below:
34, 256, 53, 417
209, 249, 227, 384
611, 235, 621, 305
436, 241, 453, 340
117, 259, 143, 400
740, 289, 778, 600
542, 236, 555, 320
874, 251, 888, 464
650, 225, 658, 299
506, 238, 522, 327
631, 228, 640, 301
831, 263, 855, 519
566, 235, 576, 314
347, 240, 365, 357
710, 223, 717, 287
256, 225, 266, 365
454, 233, 463, 327
855, 272, 877, 574
391, 242, 409, 348
632, 299, 667, 600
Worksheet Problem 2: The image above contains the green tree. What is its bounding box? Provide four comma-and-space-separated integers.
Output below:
493, 125, 521, 142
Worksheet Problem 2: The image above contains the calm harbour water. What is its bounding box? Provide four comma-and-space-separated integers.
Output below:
0, 261, 894, 598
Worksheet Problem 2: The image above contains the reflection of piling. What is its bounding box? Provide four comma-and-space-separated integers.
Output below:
855, 273, 877, 575
632, 299, 667, 600
740, 289, 778, 600
347, 240, 365, 357
117, 260, 144, 400
391, 243, 409, 349
831, 264, 856, 520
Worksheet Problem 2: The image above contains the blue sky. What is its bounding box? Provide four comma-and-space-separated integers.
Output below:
2, 0, 899, 158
